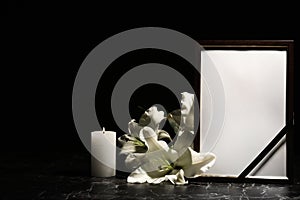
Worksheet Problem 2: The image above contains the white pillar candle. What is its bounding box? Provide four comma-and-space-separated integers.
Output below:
91, 128, 116, 177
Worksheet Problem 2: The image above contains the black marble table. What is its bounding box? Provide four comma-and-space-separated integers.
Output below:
1, 151, 300, 200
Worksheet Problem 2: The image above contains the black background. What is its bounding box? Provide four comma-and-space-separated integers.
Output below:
95, 48, 200, 139
2, 2, 299, 178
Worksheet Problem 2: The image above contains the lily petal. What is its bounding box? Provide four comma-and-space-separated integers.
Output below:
180, 92, 194, 131
128, 119, 143, 138
118, 134, 147, 155
171, 92, 195, 155
124, 153, 146, 171
165, 169, 188, 185
141, 154, 173, 178
140, 127, 162, 152
127, 167, 148, 183
175, 147, 216, 178
127, 167, 166, 184
172, 130, 195, 156
141, 106, 166, 132
137, 127, 177, 178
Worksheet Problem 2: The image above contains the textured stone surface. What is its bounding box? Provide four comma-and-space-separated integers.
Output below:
1, 152, 300, 200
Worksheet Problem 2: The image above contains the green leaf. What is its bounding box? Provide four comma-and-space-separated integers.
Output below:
118, 134, 148, 154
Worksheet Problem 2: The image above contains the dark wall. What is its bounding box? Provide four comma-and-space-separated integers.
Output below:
2, 3, 299, 160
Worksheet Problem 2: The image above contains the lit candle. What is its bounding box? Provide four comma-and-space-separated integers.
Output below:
91, 128, 116, 177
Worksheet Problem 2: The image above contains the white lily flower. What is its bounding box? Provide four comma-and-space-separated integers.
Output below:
127, 127, 215, 184
119, 92, 216, 185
